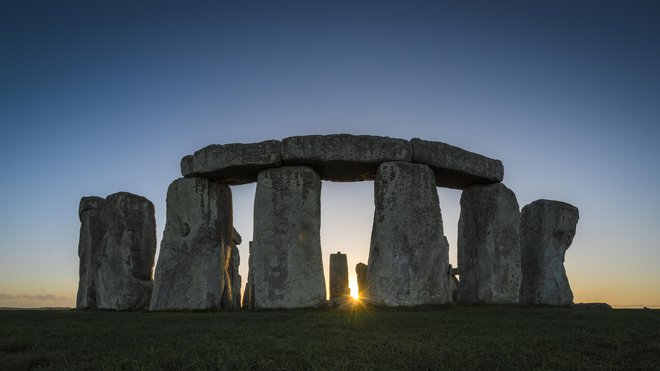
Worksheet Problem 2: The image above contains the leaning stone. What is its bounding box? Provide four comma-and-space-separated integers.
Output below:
76, 192, 157, 310
329, 252, 350, 304
181, 140, 282, 185
520, 199, 579, 306
150, 177, 234, 310
367, 162, 450, 306
457, 183, 521, 304
355, 263, 368, 299
281, 134, 412, 181
411, 138, 504, 189
251, 166, 326, 308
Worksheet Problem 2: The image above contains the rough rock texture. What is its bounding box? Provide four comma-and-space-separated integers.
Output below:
411, 138, 504, 189
242, 241, 254, 309
366, 162, 450, 306
355, 263, 368, 299
181, 140, 282, 185
329, 252, 350, 304
150, 177, 234, 310
458, 183, 521, 304
448, 264, 459, 303
250, 166, 326, 308
76, 192, 156, 310
281, 134, 412, 181
520, 199, 579, 306
221, 228, 242, 310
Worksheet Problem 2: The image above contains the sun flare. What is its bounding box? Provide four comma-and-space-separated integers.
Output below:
349, 279, 359, 300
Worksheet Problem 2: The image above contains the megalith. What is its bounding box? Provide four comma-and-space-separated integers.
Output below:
250, 166, 326, 308
457, 183, 521, 304
76, 192, 157, 310
366, 161, 450, 306
221, 228, 242, 310
520, 199, 579, 306
329, 252, 350, 304
150, 177, 234, 310
242, 241, 254, 309
355, 263, 368, 299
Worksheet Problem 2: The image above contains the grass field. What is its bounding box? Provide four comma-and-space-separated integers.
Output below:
1, 304, 659, 370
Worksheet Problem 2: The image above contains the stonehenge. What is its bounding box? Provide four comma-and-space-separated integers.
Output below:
76, 192, 156, 310
367, 162, 450, 306
458, 183, 522, 304
77, 134, 580, 310
520, 200, 579, 306
329, 252, 350, 304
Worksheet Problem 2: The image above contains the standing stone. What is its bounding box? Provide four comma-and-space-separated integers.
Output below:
76, 197, 106, 309
76, 192, 157, 310
329, 252, 350, 304
355, 263, 368, 299
242, 241, 255, 309
150, 177, 234, 310
458, 183, 521, 304
250, 166, 326, 308
520, 199, 579, 306
221, 228, 242, 310
367, 162, 450, 306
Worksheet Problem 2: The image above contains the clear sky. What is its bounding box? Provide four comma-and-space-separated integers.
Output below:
1, 0, 659, 308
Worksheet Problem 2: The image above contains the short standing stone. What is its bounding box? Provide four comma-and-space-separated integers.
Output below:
367, 162, 450, 306
458, 183, 521, 304
76, 192, 157, 310
250, 166, 326, 308
150, 177, 234, 310
242, 241, 255, 309
411, 138, 504, 189
520, 199, 579, 306
181, 140, 282, 185
281, 134, 412, 181
329, 252, 350, 304
355, 263, 368, 299
221, 228, 242, 310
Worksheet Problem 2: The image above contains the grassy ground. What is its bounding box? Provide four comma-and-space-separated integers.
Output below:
1, 304, 659, 370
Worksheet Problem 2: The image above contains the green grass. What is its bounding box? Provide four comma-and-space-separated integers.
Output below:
1, 305, 659, 370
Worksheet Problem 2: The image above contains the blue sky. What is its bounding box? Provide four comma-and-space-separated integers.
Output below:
1, 0, 659, 307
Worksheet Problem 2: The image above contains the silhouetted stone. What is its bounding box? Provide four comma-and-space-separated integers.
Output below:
281, 134, 412, 181
242, 241, 255, 309
329, 252, 350, 304
150, 177, 234, 310
520, 199, 579, 306
458, 183, 521, 304
221, 228, 242, 310
574, 302, 611, 309
181, 140, 282, 185
250, 166, 326, 308
76, 192, 156, 310
355, 263, 368, 299
367, 162, 450, 306
411, 138, 503, 189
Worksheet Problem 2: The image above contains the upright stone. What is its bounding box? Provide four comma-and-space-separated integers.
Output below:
251, 166, 326, 308
76, 197, 106, 309
329, 252, 350, 304
520, 199, 579, 306
367, 162, 450, 306
242, 241, 255, 309
150, 177, 234, 310
355, 263, 368, 299
221, 228, 242, 310
76, 192, 157, 310
458, 183, 521, 304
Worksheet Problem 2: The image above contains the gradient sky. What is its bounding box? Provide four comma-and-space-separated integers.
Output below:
1, 1, 659, 308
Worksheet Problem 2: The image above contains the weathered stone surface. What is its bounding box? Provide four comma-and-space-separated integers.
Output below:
150, 177, 234, 310
411, 138, 504, 189
458, 183, 521, 304
329, 252, 349, 304
76, 192, 157, 310
520, 199, 579, 306
242, 241, 254, 309
181, 140, 282, 185
221, 228, 242, 310
448, 264, 459, 303
355, 263, 368, 299
367, 162, 450, 306
76, 197, 105, 309
250, 166, 326, 308
281, 134, 412, 181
